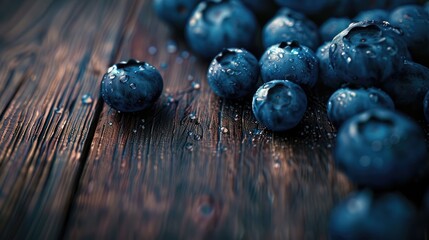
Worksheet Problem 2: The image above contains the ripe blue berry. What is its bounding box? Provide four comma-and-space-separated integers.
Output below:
252, 80, 307, 132
335, 109, 428, 188
327, 87, 394, 127
354, 9, 389, 22
186, 0, 258, 59
100, 59, 163, 113
330, 190, 418, 240
320, 18, 352, 42
316, 42, 343, 89
389, 5, 429, 64
381, 60, 429, 114
330, 21, 410, 87
153, 0, 202, 29
259, 41, 319, 87
262, 8, 320, 50
207, 48, 259, 99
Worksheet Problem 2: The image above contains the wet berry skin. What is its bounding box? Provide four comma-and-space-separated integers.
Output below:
252, 80, 307, 132
316, 42, 344, 89
335, 109, 428, 188
186, 0, 258, 59
262, 8, 320, 50
207, 48, 259, 99
424, 90, 429, 123
153, 0, 202, 29
354, 9, 389, 22
259, 41, 319, 87
381, 60, 429, 114
329, 21, 410, 87
100, 59, 163, 113
327, 87, 394, 127
320, 18, 352, 42
389, 5, 429, 64
330, 190, 418, 240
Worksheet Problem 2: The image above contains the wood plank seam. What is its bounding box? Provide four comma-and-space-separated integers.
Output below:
58, 0, 142, 238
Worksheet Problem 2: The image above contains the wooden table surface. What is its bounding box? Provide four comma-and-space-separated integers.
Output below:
4, 0, 427, 239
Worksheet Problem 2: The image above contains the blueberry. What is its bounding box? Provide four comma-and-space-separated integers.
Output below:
100, 59, 163, 113
316, 42, 344, 89
259, 41, 319, 87
327, 87, 394, 127
153, 0, 202, 29
262, 8, 320, 50
424, 90, 429, 123
335, 109, 428, 188
320, 18, 352, 42
252, 80, 307, 132
389, 5, 429, 64
381, 60, 429, 114
186, 0, 258, 59
207, 48, 259, 99
274, 0, 331, 15
330, 190, 418, 240
354, 9, 389, 22
330, 21, 410, 87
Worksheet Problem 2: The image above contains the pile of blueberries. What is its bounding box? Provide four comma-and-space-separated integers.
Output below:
100, 0, 429, 238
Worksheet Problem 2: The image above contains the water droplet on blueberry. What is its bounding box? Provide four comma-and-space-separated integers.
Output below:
119, 75, 128, 83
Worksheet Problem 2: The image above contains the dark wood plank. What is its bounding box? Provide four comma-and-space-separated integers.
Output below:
0, 0, 137, 238
65, 1, 353, 239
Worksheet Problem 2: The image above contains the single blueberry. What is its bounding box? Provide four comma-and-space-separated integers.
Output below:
207, 48, 259, 99
424, 90, 429, 123
316, 42, 344, 89
320, 18, 352, 42
327, 87, 394, 127
262, 8, 320, 50
330, 190, 418, 240
260, 41, 319, 87
186, 0, 258, 59
335, 109, 428, 188
100, 59, 163, 113
354, 9, 389, 22
389, 5, 429, 65
381, 60, 429, 114
274, 0, 331, 15
330, 21, 410, 87
153, 0, 202, 29
252, 80, 307, 132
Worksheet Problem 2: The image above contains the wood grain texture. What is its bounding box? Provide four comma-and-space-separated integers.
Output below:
64, 1, 352, 239
0, 0, 136, 238
1, 0, 426, 239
